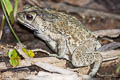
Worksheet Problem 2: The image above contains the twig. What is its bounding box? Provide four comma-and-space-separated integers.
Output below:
98, 42, 120, 51
26, 71, 84, 80
32, 49, 51, 55
15, 44, 30, 59
28, 62, 92, 80
35, 62, 75, 75
94, 29, 120, 38
97, 73, 119, 78
100, 50, 120, 61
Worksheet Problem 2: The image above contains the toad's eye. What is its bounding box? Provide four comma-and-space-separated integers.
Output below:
25, 13, 33, 21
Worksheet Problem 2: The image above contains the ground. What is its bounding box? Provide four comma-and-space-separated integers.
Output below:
0, 0, 120, 80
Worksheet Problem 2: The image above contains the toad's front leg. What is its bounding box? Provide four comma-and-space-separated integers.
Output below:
48, 35, 68, 59
34, 32, 57, 52
35, 32, 68, 59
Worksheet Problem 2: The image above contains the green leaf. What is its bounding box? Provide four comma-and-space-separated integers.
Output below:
28, 50, 35, 58
22, 48, 28, 54
13, 0, 18, 16
9, 56, 20, 67
8, 49, 17, 57
117, 65, 120, 72
1, 0, 14, 24
22, 48, 35, 58
8, 49, 20, 67
1, 16, 5, 30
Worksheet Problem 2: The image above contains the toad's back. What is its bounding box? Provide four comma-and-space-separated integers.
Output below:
37, 8, 101, 50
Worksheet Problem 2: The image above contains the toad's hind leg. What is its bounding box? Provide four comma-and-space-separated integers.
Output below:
89, 53, 102, 77
71, 48, 102, 77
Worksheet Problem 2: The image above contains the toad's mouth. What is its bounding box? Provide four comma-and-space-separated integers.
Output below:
18, 20, 34, 30
17, 18, 37, 32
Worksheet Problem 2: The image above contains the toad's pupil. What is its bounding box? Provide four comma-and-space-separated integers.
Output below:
26, 14, 33, 20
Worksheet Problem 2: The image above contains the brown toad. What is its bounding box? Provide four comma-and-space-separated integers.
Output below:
16, 5, 102, 77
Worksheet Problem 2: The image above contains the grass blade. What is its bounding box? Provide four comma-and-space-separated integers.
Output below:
1, 1, 22, 44
14, 0, 18, 17
0, 16, 5, 39
2, 0, 14, 24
